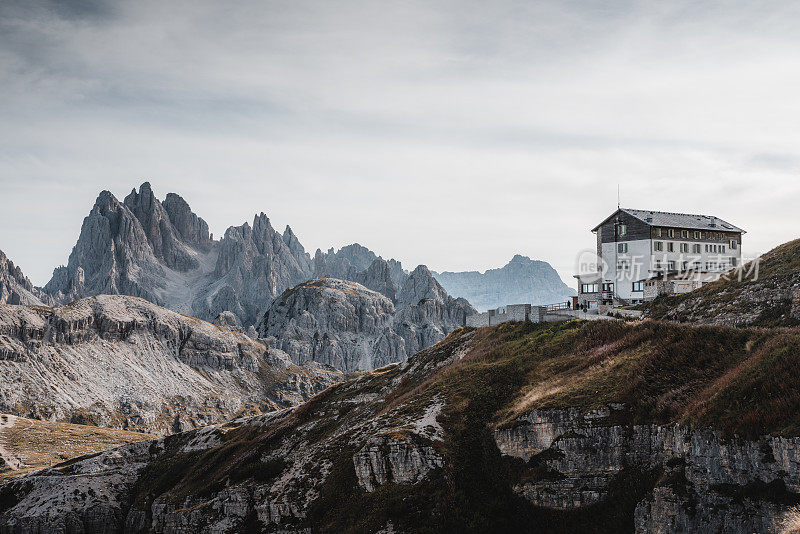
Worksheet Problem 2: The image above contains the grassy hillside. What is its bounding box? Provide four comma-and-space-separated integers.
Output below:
646, 237, 800, 326
0, 414, 154, 480
5, 319, 800, 532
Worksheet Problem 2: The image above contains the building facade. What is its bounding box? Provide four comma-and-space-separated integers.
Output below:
575, 209, 744, 307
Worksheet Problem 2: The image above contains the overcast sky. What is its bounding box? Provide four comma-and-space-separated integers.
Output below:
2, 0, 799, 286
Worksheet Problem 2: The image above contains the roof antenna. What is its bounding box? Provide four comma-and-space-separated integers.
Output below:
617, 183, 620, 210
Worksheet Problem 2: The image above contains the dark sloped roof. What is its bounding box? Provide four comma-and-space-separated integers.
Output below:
592, 208, 745, 233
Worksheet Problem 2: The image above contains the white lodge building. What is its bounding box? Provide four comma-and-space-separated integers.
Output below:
575, 209, 745, 308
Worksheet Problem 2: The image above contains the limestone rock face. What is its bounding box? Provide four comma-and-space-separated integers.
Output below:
257, 272, 475, 372
201, 214, 315, 327
494, 406, 800, 533
352, 258, 398, 301
314, 243, 380, 279
353, 435, 443, 492
258, 278, 402, 372
0, 295, 342, 435
0, 249, 52, 306
123, 182, 200, 272
162, 192, 213, 251
314, 243, 408, 294
282, 225, 313, 275
43, 189, 167, 304
394, 265, 476, 356
212, 310, 243, 331
434, 254, 575, 311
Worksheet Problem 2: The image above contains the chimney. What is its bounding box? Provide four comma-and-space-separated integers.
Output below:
646, 211, 653, 223
709, 216, 717, 228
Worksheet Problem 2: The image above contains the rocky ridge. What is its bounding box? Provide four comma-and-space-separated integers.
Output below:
0, 295, 341, 435
257, 266, 476, 372
3, 320, 800, 532
0, 250, 52, 306
434, 254, 575, 311
313, 243, 408, 294
41, 183, 421, 328
646, 237, 800, 327
495, 406, 800, 532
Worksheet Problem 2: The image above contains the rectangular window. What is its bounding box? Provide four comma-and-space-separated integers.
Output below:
681, 261, 688, 271
602, 282, 614, 292
632, 281, 644, 292
721, 245, 726, 253
668, 260, 676, 270
617, 224, 627, 237
705, 244, 710, 253
693, 261, 701, 271
668, 229, 675, 238
681, 230, 688, 238
730, 258, 737, 267
694, 231, 701, 239
654, 260, 662, 270
654, 241, 664, 252
618, 243, 628, 253
655, 228, 662, 237
693, 244, 701, 254
680, 243, 689, 253
667, 242, 674, 252
730, 240, 737, 249
581, 283, 599, 293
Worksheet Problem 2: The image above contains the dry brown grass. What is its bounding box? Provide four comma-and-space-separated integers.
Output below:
0, 414, 154, 480
779, 507, 800, 533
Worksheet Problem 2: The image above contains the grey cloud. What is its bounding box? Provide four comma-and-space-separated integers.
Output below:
1, 0, 799, 285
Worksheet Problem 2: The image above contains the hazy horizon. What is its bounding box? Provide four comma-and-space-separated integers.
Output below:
2, 0, 800, 287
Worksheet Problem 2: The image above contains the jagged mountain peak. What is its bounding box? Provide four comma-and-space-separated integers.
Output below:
397, 264, 445, 308
162, 192, 212, 250
253, 211, 273, 230
0, 249, 53, 306
410, 264, 433, 277
123, 181, 200, 272
94, 188, 118, 208
44, 187, 161, 303
40, 184, 467, 334
43, 183, 217, 306
314, 243, 408, 292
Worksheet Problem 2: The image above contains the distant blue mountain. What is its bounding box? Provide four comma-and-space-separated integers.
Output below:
433, 255, 575, 312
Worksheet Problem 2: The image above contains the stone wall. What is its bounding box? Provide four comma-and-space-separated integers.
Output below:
466, 304, 532, 327
466, 305, 606, 326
